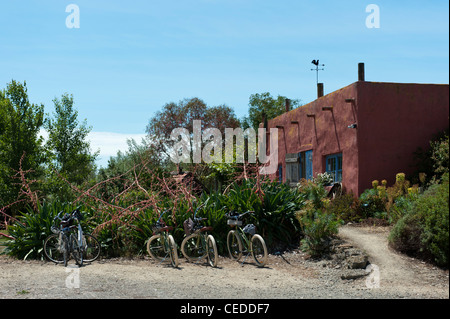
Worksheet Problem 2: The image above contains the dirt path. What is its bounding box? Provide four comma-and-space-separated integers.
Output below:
338, 225, 449, 298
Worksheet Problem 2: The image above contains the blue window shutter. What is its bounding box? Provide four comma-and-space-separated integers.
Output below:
325, 153, 342, 183
305, 150, 313, 180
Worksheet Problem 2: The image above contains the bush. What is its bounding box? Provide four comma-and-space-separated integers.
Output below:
389, 173, 449, 268
3, 178, 308, 259
92, 178, 307, 257
327, 192, 360, 223
203, 178, 306, 252
411, 129, 448, 185
3, 201, 77, 259
296, 202, 342, 257
358, 187, 387, 220
430, 133, 449, 180
297, 178, 328, 209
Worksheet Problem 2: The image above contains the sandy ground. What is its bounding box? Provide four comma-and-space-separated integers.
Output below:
0, 225, 448, 300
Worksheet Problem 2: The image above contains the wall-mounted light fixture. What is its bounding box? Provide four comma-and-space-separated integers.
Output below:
347, 123, 357, 129
322, 106, 333, 111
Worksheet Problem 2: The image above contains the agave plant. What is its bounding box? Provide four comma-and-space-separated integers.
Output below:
3, 201, 75, 260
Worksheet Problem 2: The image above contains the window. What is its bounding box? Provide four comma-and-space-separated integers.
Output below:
326, 153, 342, 183
285, 150, 313, 185
285, 154, 299, 185
300, 150, 313, 181
278, 164, 283, 183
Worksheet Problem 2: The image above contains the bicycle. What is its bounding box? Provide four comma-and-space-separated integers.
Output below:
146, 209, 179, 268
44, 209, 100, 267
225, 210, 268, 267
180, 204, 218, 267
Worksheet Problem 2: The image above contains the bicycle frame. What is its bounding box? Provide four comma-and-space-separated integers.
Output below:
154, 210, 173, 256
44, 208, 100, 266
147, 209, 179, 267
181, 203, 218, 267
54, 209, 84, 266
225, 210, 267, 267
227, 211, 253, 252
235, 226, 252, 252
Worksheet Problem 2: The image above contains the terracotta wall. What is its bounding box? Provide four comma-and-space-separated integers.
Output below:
356, 82, 449, 194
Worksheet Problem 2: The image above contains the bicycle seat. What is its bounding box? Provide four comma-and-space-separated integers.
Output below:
155, 225, 173, 233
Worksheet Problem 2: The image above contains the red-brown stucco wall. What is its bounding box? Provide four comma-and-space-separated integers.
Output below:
356, 82, 449, 194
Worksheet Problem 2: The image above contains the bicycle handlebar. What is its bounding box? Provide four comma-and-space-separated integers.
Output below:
225, 210, 254, 220
157, 209, 171, 223
53, 208, 83, 222
193, 203, 206, 219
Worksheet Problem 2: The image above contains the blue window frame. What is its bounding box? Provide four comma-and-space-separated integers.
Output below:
326, 153, 342, 183
299, 150, 313, 181
278, 164, 283, 183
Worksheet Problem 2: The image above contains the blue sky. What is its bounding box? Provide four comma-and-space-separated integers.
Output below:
1, 0, 448, 167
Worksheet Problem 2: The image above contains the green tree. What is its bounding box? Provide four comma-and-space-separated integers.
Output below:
44, 93, 98, 201
146, 97, 240, 162
0, 80, 45, 213
244, 92, 301, 132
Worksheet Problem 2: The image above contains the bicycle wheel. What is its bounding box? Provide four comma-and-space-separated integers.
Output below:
43, 234, 64, 264
181, 233, 206, 262
82, 234, 101, 262
167, 235, 179, 268
70, 234, 83, 267
251, 234, 268, 267
206, 235, 218, 268
147, 234, 165, 260
227, 230, 243, 261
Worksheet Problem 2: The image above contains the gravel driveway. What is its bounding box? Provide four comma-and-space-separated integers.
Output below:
1, 225, 448, 300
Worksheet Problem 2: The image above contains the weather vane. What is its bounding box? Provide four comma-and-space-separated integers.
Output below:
311, 59, 325, 84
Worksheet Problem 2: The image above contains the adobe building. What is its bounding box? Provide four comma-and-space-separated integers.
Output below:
266, 63, 449, 196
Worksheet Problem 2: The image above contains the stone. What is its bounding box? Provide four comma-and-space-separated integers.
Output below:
346, 254, 369, 269
340, 269, 369, 280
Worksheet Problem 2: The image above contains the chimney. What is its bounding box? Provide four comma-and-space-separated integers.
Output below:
285, 98, 291, 113
261, 112, 267, 129
317, 83, 324, 98
358, 63, 365, 81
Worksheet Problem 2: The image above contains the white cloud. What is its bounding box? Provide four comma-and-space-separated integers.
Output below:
39, 129, 147, 169
90, 132, 148, 168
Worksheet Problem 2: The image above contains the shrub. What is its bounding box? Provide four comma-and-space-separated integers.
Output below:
388, 193, 418, 224
412, 129, 448, 185
296, 202, 342, 257
99, 178, 307, 257
430, 132, 449, 180
389, 173, 449, 268
208, 178, 306, 251
297, 178, 327, 209
3, 201, 77, 259
358, 188, 387, 220
327, 192, 360, 223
